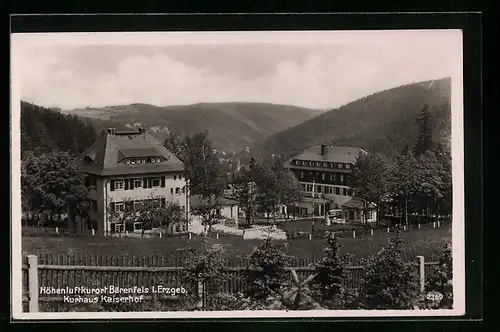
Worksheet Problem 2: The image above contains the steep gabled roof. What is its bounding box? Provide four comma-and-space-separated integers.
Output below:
78, 129, 184, 176
284, 145, 366, 168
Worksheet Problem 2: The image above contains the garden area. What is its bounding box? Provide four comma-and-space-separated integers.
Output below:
22, 220, 451, 263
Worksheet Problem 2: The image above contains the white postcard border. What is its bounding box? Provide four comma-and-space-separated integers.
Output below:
10, 29, 466, 320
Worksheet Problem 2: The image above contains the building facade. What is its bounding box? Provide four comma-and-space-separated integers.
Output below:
77, 128, 189, 236
284, 145, 370, 220
189, 196, 239, 230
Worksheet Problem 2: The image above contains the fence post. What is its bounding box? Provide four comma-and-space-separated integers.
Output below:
387, 227, 390, 233
433, 222, 436, 228
370, 229, 374, 236
403, 225, 407, 231
418, 224, 421, 229
437, 220, 440, 227
309, 233, 312, 240
352, 230, 356, 238
55, 227, 59, 235
159, 232, 162, 239
417, 255, 425, 293
27, 255, 39, 312
197, 281, 204, 309
92, 229, 95, 236
189, 232, 192, 240
216, 233, 219, 240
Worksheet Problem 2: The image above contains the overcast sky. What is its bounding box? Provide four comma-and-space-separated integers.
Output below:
12, 30, 462, 110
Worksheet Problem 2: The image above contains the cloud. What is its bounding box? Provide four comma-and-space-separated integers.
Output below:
14, 31, 460, 110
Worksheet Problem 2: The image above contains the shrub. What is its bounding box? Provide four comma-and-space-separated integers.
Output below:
420, 244, 453, 309
359, 231, 421, 309
266, 270, 324, 310
178, 236, 228, 309
244, 238, 290, 302
311, 232, 349, 309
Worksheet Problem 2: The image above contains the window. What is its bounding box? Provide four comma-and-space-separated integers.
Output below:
367, 210, 373, 219
323, 162, 328, 167
306, 184, 313, 192
339, 163, 344, 169
156, 157, 161, 163
114, 223, 124, 233
329, 173, 333, 181
346, 164, 351, 169
316, 162, 321, 166
134, 178, 142, 188
316, 185, 322, 193
179, 174, 183, 180
175, 187, 180, 195
115, 202, 125, 212
335, 187, 340, 195
114, 180, 124, 190
182, 186, 185, 193
322, 173, 325, 181
343, 188, 347, 196
133, 222, 142, 231
175, 224, 181, 233
151, 157, 156, 163
340, 174, 344, 183
152, 178, 161, 187
174, 175, 177, 180
170, 188, 174, 195
126, 160, 131, 164
309, 161, 314, 166
330, 163, 334, 168
300, 171, 304, 179
140, 159, 145, 164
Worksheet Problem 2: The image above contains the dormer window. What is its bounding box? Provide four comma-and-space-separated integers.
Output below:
126, 160, 131, 165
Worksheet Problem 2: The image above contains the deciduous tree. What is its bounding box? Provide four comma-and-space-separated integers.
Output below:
350, 153, 389, 226
21, 150, 89, 226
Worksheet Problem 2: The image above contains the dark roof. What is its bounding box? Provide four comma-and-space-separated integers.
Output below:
284, 145, 367, 168
119, 148, 163, 159
342, 198, 376, 209
78, 129, 184, 176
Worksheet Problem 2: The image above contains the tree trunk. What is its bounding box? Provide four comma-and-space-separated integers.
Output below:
246, 205, 252, 225
404, 194, 408, 226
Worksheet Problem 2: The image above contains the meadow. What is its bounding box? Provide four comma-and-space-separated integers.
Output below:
22, 222, 451, 264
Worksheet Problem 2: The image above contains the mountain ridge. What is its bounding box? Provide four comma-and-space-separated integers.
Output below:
248, 77, 452, 159
61, 102, 324, 153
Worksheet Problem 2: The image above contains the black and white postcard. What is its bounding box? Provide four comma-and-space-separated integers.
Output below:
11, 29, 465, 319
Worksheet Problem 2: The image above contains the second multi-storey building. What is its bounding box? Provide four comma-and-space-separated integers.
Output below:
284, 145, 368, 219
77, 128, 189, 236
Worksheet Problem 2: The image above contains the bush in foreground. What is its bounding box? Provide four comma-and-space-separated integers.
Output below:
359, 232, 421, 309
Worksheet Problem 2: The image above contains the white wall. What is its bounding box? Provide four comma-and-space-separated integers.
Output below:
83, 172, 188, 237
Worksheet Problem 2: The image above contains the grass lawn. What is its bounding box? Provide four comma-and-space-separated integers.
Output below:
22, 223, 451, 264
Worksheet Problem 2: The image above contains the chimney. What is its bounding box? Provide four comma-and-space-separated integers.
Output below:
320, 144, 327, 155
107, 128, 116, 135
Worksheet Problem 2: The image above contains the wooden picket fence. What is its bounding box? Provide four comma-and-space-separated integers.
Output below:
21, 253, 439, 312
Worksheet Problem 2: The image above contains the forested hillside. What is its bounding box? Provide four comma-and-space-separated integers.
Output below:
250, 78, 452, 159
20, 101, 121, 158
63, 102, 323, 153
